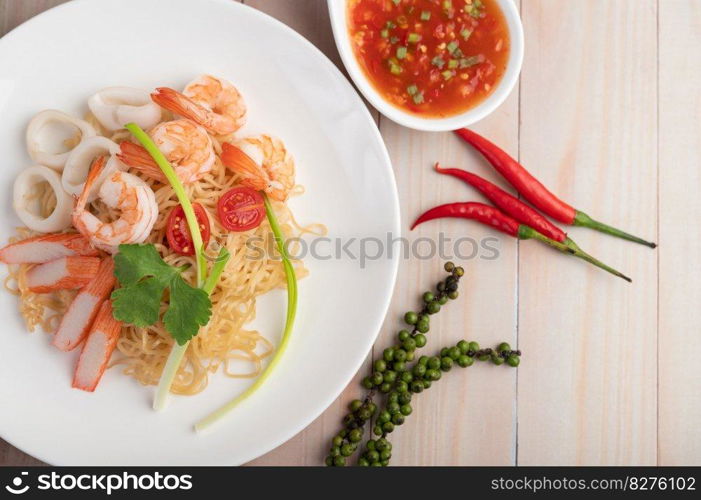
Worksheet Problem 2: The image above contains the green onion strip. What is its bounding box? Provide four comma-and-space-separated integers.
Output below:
195, 194, 298, 431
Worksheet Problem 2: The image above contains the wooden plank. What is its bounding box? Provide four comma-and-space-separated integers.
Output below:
374, 10, 521, 461
517, 0, 658, 465
658, 0, 701, 466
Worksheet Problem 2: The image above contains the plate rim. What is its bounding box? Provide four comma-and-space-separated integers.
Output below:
0, 0, 401, 465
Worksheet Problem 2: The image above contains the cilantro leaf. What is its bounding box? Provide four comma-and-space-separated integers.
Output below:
113, 244, 177, 286
111, 277, 166, 327
111, 243, 212, 345
163, 275, 212, 345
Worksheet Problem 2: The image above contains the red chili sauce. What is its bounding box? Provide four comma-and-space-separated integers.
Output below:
348, 0, 510, 118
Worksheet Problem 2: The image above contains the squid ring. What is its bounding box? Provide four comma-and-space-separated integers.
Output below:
13, 165, 73, 233
26, 110, 96, 171
88, 87, 162, 132
62, 136, 124, 201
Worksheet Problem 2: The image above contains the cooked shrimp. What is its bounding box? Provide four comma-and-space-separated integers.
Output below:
220, 135, 295, 201
73, 157, 158, 253
151, 75, 246, 135
117, 119, 215, 184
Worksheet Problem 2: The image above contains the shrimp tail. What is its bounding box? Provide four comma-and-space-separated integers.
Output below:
220, 142, 269, 192
117, 141, 167, 182
152, 87, 208, 125
72, 156, 106, 238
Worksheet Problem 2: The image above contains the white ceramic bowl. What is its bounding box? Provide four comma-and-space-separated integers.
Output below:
328, 0, 524, 131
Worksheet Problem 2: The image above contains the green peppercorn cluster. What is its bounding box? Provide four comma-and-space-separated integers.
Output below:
324, 262, 521, 467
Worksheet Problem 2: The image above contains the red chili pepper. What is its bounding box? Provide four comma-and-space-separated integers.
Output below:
434, 163, 567, 242
454, 128, 656, 248
412, 202, 631, 282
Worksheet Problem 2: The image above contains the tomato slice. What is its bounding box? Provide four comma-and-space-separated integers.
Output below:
166, 203, 211, 256
217, 187, 265, 232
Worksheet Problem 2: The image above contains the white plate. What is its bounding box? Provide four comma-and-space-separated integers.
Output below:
0, 0, 399, 465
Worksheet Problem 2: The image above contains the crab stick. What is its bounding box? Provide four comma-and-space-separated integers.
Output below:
53, 257, 115, 351
72, 300, 122, 392
26, 256, 100, 293
0, 233, 98, 264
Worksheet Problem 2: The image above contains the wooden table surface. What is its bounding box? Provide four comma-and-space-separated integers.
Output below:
1, 0, 699, 466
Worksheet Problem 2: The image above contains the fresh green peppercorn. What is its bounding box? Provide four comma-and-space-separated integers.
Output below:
366, 439, 377, 451
491, 353, 505, 365
401, 371, 413, 383
440, 347, 450, 357
478, 353, 490, 362
418, 313, 430, 323
395, 381, 409, 393
437, 281, 446, 292
414, 334, 427, 347
404, 311, 418, 325
374, 359, 387, 372
362, 376, 373, 389
444, 261, 455, 272
468, 341, 480, 352
394, 361, 406, 372
341, 444, 354, 456
334, 456, 346, 466
398, 392, 412, 405
454, 266, 464, 276
428, 356, 441, 369
402, 337, 417, 351
394, 349, 407, 362
438, 295, 449, 305
507, 355, 520, 367
419, 355, 429, 366
425, 368, 440, 381
358, 458, 370, 466
371, 461, 382, 467
378, 411, 391, 423
423, 291, 435, 303
383, 347, 395, 362
339, 429, 348, 438
387, 402, 400, 414
382, 422, 395, 433
357, 407, 372, 420
366, 450, 380, 462
371, 372, 383, 385
349, 429, 362, 442
413, 364, 427, 377
376, 438, 390, 451
367, 402, 377, 414
449, 346, 461, 360
392, 413, 405, 425
383, 370, 397, 384
498, 342, 511, 354
380, 449, 391, 460
441, 356, 454, 371
416, 321, 430, 334
411, 380, 425, 393
448, 290, 459, 300
333, 435, 343, 447
427, 301, 441, 314
325, 456, 334, 466
457, 340, 469, 354
400, 404, 412, 416
343, 414, 354, 425
349, 399, 363, 412
406, 351, 415, 361
380, 459, 389, 466
379, 382, 392, 393
457, 355, 474, 367
330, 446, 341, 457
423, 380, 432, 389
373, 425, 382, 436
398, 329, 410, 342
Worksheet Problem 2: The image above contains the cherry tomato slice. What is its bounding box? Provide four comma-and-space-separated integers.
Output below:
166, 203, 211, 256
217, 187, 265, 232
